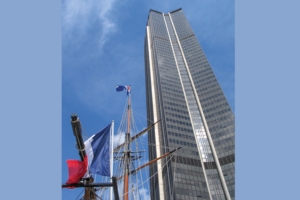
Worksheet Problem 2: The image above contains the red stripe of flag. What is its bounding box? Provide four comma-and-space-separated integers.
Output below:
66, 155, 88, 187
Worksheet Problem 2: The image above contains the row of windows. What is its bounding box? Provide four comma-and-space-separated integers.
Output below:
168, 131, 195, 141
203, 104, 230, 115
175, 167, 203, 178
183, 46, 204, 57
167, 123, 193, 133
189, 64, 210, 77
182, 51, 204, 61
164, 75, 179, 80
156, 51, 175, 60
161, 83, 183, 95
165, 111, 189, 121
182, 44, 203, 57
202, 97, 227, 109
209, 121, 234, 134
156, 49, 174, 58
160, 76, 180, 85
194, 77, 217, 88
217, 145, 234, 154
166, 118, 191, 126
208, 117, 233, 131
196, 83, 219, 94
153, 36, 171, 47
183, 48, 203, 59
168, 137, 197, 148
182, 48, 203, 58
161, 90, 184, 101
158, 66, 178, 76
171, 155, 202, 167
200, 94, 226, 105
188, 61, 210, 73
204, 108, 231, 120
160, 78, 181, 87
162, 96, 186, 106
193, 69, 213, 79
164, 100, 187, 109
213, 137, 234, 148
206, 115, 232, 128
178, 33, 194, 43
196, 82, 219, 97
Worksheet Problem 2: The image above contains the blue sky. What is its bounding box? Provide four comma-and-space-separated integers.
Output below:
62, 0, 234, 199
2, 1, 300, 200
62, 0, 234, 198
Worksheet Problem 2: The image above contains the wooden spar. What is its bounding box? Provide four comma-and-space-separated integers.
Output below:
130, 147, 181, 175
116, 147, 181, 181
70, 114, 95, 200
124, 93, 131, 200
114, 120, 161, 152
83, 177, 96, 200
70, 114, 86, 161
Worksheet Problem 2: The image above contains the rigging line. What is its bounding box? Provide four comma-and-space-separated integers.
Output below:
134, 135, 146, 196
137, 140, 181, 150
115, 96, 128, 147
119, 152, 177, 198
87, 187, 103, 200
131, 111, 151, 134
131, 109, 155, 124
75, 189, 84, 200
117, 147, 180, 181
129, 161, 137, 200
135, 137, 150, 198
138, 139, 199, 156
114, 120, 160, 152
170, 151, 178, 200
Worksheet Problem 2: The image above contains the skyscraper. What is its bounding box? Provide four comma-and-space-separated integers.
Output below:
144, 8, 235, 200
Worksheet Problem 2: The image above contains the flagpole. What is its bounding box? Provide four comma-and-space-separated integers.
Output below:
110, 120, 114, 200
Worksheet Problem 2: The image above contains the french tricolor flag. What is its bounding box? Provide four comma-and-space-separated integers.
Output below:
84, 124, 112, 177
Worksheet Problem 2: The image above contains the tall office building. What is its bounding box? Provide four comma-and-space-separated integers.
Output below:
144, 9, 235, 200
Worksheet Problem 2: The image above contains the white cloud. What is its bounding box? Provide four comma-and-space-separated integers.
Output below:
62, 0, 117, 51
114, 131, 125, 148
138, 188, 150, 200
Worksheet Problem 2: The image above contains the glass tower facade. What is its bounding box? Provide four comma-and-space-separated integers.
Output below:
144, 9, 235, 200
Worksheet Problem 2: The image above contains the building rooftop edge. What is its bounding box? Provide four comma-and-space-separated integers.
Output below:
149, 8, 182, 15
146, 8, 182, 25
149, 9, 163, 14
169, 8, 182, 13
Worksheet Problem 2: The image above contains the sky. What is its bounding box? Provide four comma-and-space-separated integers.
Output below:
2, 1, 300, 200
61, 0, 234, 199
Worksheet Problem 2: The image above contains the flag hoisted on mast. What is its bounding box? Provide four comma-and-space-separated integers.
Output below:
65, 122, 113, 184
62, 114, 120, 200
116, 84, 131, 200
66, 155, 88, 185
116, 85, 131, 95
63, 86, 181, 199
84, 124, 112, 177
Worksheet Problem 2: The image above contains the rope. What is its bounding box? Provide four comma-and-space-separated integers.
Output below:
118, 152, 178, 198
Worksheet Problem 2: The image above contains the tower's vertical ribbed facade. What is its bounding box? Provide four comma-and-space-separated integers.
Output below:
145, 8, 235, 200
